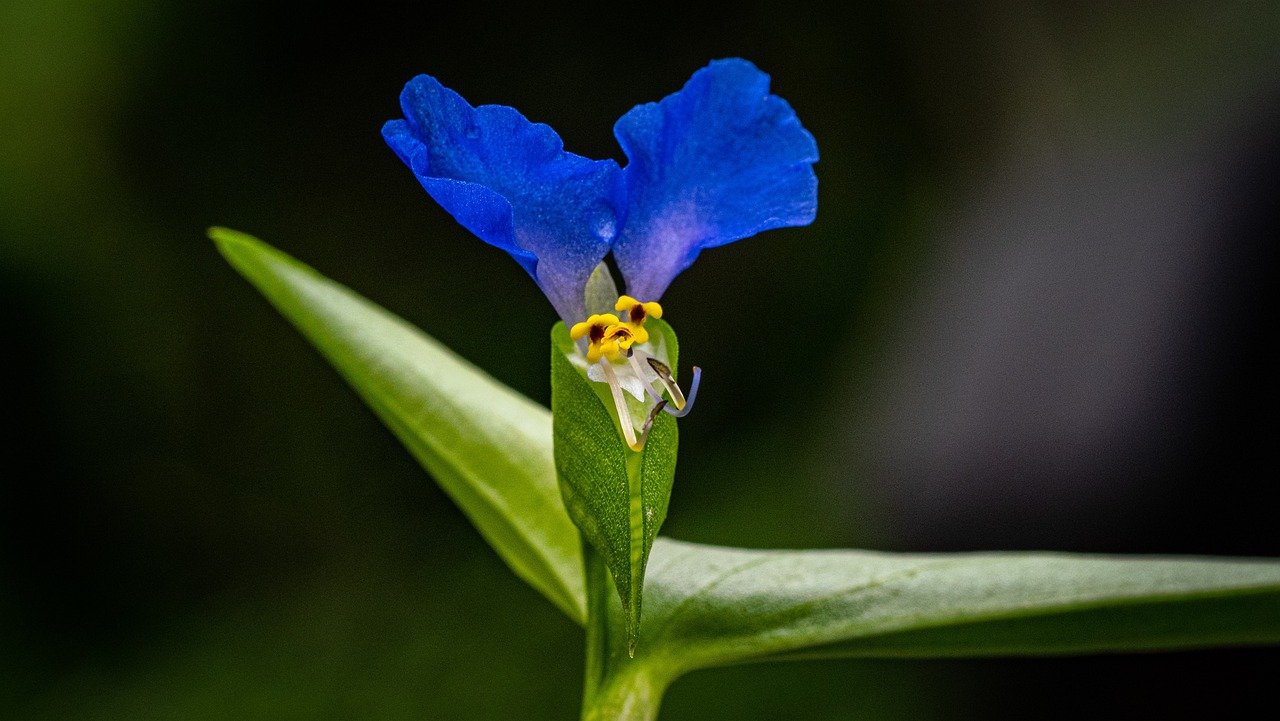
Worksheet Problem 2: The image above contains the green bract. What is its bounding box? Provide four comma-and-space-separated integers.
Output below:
552, 321, 678, 654
215, 228, 1280, 721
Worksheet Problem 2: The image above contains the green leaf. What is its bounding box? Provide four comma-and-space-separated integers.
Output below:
552, 322, 678, 654
584, 543, 1280, 718
211, 227, 585, 623
621, 539, 1280, 685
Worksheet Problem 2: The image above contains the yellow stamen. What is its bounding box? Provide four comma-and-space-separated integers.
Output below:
571, 313, 639, 363
570, 313, 619, 342
614, 295, 663, 345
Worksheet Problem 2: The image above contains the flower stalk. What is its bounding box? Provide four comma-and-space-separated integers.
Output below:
580, 538, 670, 721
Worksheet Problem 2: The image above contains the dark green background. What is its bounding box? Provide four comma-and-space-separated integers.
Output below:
3, 2, 1277, 718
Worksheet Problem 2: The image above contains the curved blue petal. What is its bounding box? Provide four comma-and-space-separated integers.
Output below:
611, 58, 819, 301
383, 75, 621, 323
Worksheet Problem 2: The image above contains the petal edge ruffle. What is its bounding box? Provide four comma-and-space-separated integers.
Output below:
611, 59, 818, 301
384, 76, 621, 323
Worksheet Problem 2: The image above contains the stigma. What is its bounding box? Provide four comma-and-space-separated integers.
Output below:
571, 296, 700, 451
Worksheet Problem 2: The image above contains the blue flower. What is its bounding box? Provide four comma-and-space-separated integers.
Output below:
383, 58, 818, 324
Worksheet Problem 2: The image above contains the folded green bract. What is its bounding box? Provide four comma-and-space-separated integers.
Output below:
552, 321, 678, 655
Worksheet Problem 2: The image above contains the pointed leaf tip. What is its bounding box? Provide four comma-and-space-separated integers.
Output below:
213, 228, 586, 623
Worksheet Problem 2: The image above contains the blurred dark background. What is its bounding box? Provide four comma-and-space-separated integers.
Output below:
2, 1, 1277, 718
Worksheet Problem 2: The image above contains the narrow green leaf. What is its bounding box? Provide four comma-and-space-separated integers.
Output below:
633, 538, 1280, 681
211, 227, 585, 623
552, 322, 678, 653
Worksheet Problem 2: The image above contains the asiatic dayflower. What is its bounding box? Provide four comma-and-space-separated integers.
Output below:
383, 58, 818, 449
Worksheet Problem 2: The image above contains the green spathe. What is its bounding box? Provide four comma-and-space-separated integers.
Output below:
552, 321, 678, 655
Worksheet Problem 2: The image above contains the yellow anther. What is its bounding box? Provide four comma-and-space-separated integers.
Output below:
594, 324, 637, 362
570, 313, 636, 363
614, 295, 663, 345
570, 313, 618, 342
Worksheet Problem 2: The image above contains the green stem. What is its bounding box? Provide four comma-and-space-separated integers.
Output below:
586, 668, 666, 721
580, 537, 609, 716
580, 534, 667, 721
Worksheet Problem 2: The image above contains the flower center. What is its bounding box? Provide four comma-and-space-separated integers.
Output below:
570, 313, 637, 363
605, 324, 634, 346
568, 296, 701, 452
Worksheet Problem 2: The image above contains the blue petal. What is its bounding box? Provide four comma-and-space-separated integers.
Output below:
611, 58, 819, 301
383, 75, 621, 323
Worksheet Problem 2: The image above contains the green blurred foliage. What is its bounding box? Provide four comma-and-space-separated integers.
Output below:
3, 1, 1278, 719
